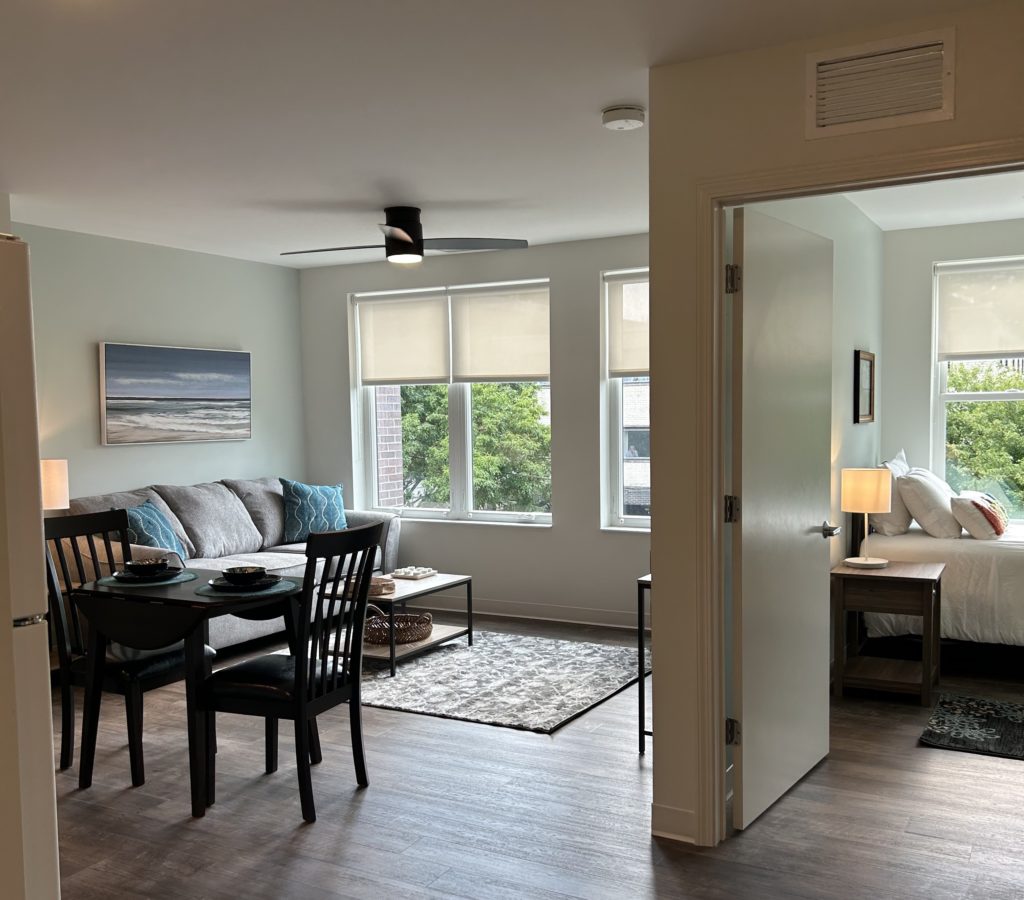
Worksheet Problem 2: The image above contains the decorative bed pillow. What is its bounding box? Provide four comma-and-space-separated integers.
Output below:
951, 491, 1009, 540
125, 500, 188, 559
281, 479, 348, 543
869, 449, 913, 536
897, 468, 961, 539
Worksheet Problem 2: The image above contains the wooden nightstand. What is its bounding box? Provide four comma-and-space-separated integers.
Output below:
831, 561, 944, 705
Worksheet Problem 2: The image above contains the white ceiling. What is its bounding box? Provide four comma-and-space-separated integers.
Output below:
0, 0, 992, 267
844, 170, 1024, 231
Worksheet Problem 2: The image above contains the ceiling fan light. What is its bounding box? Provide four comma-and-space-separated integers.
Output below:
388, 252, 423, 265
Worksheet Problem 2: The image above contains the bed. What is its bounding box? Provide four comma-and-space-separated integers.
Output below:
862, 523, 1024, 646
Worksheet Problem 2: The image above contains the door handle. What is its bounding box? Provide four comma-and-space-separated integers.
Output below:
821, 521, 842, 539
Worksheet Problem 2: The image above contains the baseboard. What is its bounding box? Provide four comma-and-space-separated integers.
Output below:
650, 802, 698, 845
403, 590, 648, 631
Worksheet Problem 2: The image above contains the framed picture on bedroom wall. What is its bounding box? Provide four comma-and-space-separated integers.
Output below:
854, 349, 875, 424
100, 342, 252, 445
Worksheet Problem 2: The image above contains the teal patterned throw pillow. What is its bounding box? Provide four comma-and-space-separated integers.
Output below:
124, 500, 187, 559
281, 479, 348, 543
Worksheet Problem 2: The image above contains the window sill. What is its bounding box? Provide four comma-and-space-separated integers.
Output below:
396, 516, 553, 529
601, 525, 651, 535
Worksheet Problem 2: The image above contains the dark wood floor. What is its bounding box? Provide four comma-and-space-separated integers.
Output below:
54, 616, 1024, 899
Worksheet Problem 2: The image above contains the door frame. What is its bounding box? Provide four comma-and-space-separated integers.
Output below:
692, 137, 1024, 846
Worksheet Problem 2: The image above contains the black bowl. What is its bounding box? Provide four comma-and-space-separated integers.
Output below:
125, 558, 169, 576
223, 566, 267, 585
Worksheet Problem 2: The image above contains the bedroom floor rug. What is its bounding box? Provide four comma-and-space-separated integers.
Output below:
920, 694, 1024, 760
359, 630, 652, 734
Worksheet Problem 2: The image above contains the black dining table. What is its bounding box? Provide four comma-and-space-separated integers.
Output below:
73, 568, 301, 817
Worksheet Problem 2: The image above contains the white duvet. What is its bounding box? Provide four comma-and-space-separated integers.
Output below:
861, 523, 1024, 645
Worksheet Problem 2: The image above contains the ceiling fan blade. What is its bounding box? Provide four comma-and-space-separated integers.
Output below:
281, 244, 384, 256
422, 238, 529, 252
378, 224, 415, 243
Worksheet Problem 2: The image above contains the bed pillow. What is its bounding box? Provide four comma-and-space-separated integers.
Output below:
869, 449, 913, 536
897, 468, 962, 539
281, 479, 348, 543
951, 491, 1009, 540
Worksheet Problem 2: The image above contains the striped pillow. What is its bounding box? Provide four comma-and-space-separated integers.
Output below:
125, 500, 188, 559
281, 479, 348, 543
951, 491, 1009, 540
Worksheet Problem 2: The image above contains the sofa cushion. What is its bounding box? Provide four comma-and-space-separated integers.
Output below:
69, 487, 195, 558
281, 479, 348, 543
189, 552, 316, 579
125, 501, 188, 560
154, 482, 263, 559
221, 477, 286, 549
266, 542, 383, 572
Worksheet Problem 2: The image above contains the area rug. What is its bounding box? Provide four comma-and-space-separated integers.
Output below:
920, 694, 1024, 760
359, 630, 652, 734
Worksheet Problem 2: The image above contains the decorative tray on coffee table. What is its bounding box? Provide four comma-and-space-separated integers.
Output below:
391, 567, 438, 580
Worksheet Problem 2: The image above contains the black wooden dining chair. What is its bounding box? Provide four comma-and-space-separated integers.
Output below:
44, 510, 213, 785
200, 523, 382, 822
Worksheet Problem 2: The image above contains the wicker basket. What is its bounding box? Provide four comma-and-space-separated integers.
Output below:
364, 604, 433, 645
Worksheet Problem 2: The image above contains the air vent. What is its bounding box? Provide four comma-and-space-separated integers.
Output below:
806, 29, 955, 139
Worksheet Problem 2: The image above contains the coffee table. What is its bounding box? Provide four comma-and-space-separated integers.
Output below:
363, 572, 472, 675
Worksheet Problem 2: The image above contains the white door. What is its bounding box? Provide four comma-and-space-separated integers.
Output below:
731, 209, 834, 830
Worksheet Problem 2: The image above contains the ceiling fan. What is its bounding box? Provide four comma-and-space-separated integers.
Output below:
282, 206, 528, 264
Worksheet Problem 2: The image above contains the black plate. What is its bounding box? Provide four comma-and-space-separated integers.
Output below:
208, 574, 282, 593
112, 567, 184, 584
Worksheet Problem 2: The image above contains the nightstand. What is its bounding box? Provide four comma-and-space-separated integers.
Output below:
831, 561, 944, 705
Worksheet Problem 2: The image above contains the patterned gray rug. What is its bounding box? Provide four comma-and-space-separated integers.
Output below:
360, 631, 652, 734
921, 694, 1024, 760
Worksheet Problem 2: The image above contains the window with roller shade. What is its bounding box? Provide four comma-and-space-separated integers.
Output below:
934, 258, 1024, 518
354, 281, 551, 522
604, 269, 650, 527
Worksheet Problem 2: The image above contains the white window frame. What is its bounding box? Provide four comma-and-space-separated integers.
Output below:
603, 267, 651, 530
354, 280, 552, 525
931, 258, 1024, 507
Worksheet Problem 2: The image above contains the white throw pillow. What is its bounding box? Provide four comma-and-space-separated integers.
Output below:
897, 468, 962, 539
869, 449, 913, 536
951, 491, 1009, 540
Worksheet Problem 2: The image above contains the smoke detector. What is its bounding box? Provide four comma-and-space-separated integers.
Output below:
602, 105, 645, 131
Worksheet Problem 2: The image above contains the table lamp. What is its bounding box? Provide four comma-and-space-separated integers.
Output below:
40, 458, 70, 511
841, 467, 891, 568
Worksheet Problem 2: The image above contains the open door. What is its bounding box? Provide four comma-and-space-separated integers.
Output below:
730, 208, 835, 830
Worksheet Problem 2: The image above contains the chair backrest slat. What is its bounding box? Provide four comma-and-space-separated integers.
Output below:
297, 524, 382, 705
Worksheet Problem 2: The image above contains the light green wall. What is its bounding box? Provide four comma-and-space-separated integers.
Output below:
20, 224, 305, 497
0, 194, 10, 231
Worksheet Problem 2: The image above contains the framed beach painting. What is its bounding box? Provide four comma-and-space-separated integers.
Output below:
100, 342, 252, 445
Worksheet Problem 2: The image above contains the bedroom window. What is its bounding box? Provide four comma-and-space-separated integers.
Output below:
935, 258, 1024, 519
604, 269, 651, 527
355, 281, 552, 523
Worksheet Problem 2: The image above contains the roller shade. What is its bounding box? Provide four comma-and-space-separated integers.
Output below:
937, 261, 1024, 361
450, 285, 550, 382
355, 293, 450, 385
606, 273, 649, 377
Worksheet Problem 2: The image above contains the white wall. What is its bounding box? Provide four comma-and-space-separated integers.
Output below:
754, 196, 884, 563
0, 194, 10, 231
20, 224, 305, 497
300, 234, 650, 627
881, 217, 1024, 470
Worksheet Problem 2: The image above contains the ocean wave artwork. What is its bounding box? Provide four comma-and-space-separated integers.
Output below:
101, 343, 252, 444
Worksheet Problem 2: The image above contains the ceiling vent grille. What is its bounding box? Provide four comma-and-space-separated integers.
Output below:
806, 29, 955, 139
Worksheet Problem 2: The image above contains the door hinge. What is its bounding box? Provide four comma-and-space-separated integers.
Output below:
725, 264, 742, 294
724, 494, 741, 523
726, 717, 741, 746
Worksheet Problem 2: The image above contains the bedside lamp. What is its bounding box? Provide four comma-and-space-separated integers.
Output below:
40, 458, 70, 511
841, 467, 891, 569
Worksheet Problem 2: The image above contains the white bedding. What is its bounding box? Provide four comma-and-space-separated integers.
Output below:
862, 523, 1024, 646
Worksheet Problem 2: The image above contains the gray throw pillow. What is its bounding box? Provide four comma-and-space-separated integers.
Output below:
221, 477, 286, 549
153, 482, 263, 559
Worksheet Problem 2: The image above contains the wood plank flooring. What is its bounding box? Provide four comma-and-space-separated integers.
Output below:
54, 616, 1024, 899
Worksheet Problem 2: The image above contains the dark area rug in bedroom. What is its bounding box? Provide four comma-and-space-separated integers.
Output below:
921, 694, 1024, 760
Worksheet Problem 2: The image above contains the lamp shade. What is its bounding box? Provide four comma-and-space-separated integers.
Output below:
40, 458, 70, 510
841, 467, 891, 514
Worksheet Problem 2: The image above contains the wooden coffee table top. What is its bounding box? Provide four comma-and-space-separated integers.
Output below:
375, 572, 471, 605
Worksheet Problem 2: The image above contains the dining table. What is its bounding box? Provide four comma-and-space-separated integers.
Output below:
72, 568, 302, 818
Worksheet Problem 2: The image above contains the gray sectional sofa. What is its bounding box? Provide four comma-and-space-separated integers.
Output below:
69, 476, 400, 651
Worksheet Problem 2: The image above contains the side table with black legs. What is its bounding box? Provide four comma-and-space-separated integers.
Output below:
638, 574, 652, 754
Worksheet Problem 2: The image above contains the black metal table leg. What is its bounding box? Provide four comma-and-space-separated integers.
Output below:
388, 603, 397, 676
638, 580, 646, 756
467, 580, 473, 646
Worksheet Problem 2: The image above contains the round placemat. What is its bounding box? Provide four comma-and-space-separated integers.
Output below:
194, 579, 300, 600
97, 570, 198, 588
